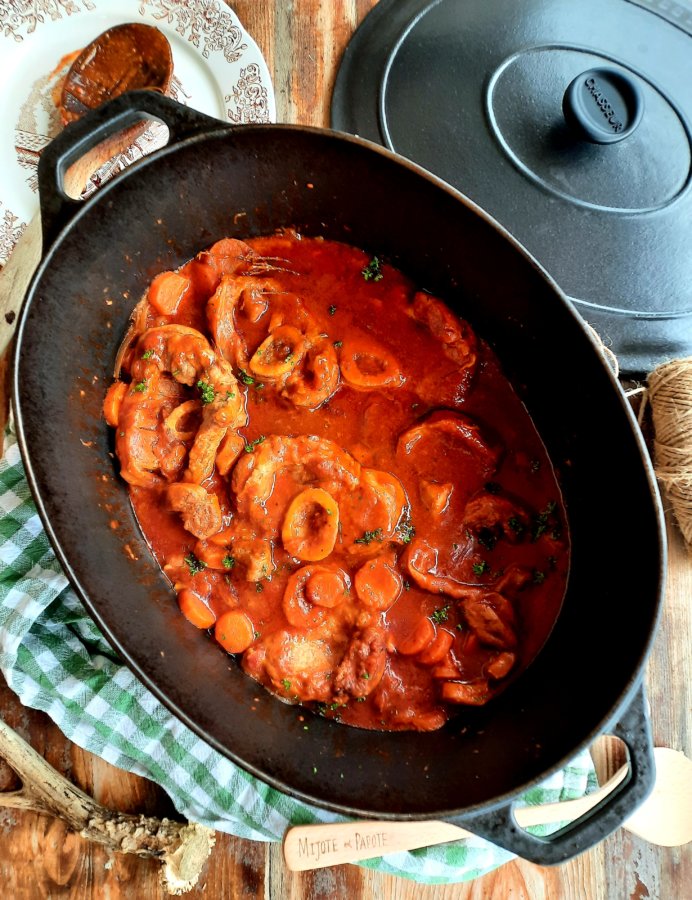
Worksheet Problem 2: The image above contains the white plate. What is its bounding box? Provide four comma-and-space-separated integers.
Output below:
0, 0, 276, 265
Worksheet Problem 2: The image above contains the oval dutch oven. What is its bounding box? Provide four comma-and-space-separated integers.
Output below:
12, 92, 666, 864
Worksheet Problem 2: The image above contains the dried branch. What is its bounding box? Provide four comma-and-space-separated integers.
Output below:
0, 715, 215, 894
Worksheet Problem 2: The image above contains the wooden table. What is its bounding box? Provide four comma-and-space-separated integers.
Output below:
1, 2, 690, 897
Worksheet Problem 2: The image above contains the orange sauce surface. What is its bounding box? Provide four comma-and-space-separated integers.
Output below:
106, 233, 569, 731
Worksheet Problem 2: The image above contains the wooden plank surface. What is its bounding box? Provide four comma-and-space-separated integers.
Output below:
1, 1, 690, 897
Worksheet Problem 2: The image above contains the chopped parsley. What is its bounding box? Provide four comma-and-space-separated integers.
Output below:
197, 380, 215, 404
362, 256, 384, 282
403, 579, 411, 591
360, 671, 371, 679
281, 678, 291, 691
476, 528, 497, 551
508, 516, 525, 537
141, 349, 153, 360
255, 581, 264, 593
472, 560, 490, 576
333, 340, 343, 348
430, 605, 450, 624
184, 553, 207, 576
396, 520, 416, 544
222, 555, 235, 570
328, 304, 337, 316
238, 369, 255, 386
530, 459, 541, 473
133, 380, 148, 393
533, 569, 546, 585
531, 501, 558, 542
244, 435, 266, 453
317, 701, 344, 714
354, 528, 384, 546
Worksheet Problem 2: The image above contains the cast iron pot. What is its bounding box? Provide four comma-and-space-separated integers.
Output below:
12, 92, 666, 864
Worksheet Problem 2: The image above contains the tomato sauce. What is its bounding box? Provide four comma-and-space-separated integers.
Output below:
105, 232, 569, 731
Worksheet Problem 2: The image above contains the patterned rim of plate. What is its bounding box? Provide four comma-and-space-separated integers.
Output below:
0, 0, 276, 266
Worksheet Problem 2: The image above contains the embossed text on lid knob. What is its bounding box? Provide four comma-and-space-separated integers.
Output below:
563, 67, 644, 144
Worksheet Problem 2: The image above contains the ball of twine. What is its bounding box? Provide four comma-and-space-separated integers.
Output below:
646, 357, 692, 550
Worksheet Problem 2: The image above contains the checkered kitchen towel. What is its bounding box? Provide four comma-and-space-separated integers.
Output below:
0, 420, 596, 883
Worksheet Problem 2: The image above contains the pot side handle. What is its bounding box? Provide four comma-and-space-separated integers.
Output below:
450, 685, 655, 865
37, 90, 228, 251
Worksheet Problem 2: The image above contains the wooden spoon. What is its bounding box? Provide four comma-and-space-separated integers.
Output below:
283, 747, 692, 871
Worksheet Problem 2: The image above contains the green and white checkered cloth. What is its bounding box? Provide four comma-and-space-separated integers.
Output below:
0, 419, 596, 883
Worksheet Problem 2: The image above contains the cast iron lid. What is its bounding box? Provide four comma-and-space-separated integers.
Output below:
332, 0, 692, 375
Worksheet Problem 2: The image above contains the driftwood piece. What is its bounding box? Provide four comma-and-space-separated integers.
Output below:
0, 715, 215, 894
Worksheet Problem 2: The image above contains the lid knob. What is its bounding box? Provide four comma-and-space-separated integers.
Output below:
563, 67, 644, 144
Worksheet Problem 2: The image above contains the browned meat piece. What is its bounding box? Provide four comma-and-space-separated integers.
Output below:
242, 629, 338, 704
440, 680, 490, 705
463, 492, 530, 545
167, 483, 223, 540
461, 592, 518, 649
398, 411, 500, 478
407, 292, 478, 404
406, 539, 484, 600
333, 627, 387, 701
496, 565, 532, 596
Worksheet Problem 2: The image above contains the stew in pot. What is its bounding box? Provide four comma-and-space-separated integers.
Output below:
104, 233, 568, 731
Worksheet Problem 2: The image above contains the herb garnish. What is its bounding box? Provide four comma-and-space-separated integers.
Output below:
141, 349, 153, 360
396, 520, 416, 544
244, 435, 266, 453
255, 581, 264, 593
430, 605, 450, 624
328, 304, 337, 316
508, 516, 525, 538
197, 380, 215, 404
533, 570, 546, 584
281, 678, 291, 691
531, 501, 558, 542
476, 528, 497, 551
184, 553, 207, 576
362, 256, 384, 282
238, 369, 255, 386
472, 560, 490, 576
222, 555, 235, 570
133, 380, 147, 393
354, 528, 384, 546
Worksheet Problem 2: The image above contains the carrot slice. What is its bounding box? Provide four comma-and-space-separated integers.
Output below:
194, 541, 233, 570
397, 617, 435, 655
282, 488, 340, 561
215, 610, 255, 654
216, 431, 245, 476
440, 680, 490, 706
148, 271, 190, 316
354, 554, 402, 611
102, 381, 127, 427
306, 569, 347, 608
486, 651, 516, 680
178, 589, 216, 629
418, 629, 454, 665
283, 566, 334, 627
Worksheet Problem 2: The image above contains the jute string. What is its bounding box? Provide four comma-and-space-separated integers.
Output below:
586, 327, 692, 552
644, 358, 692, 551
